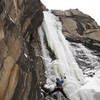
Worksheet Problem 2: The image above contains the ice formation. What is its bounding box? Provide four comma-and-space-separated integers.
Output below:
38, 11, 100, 100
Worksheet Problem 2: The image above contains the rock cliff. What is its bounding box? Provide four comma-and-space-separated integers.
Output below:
52, 9, 100, 52
0, 0, 45, 100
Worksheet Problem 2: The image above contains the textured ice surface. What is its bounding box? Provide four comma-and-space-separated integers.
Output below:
38, 11, 100, 100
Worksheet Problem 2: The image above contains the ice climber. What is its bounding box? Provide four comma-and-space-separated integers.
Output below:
41, 77, 68, 100
49, 77, 68, 100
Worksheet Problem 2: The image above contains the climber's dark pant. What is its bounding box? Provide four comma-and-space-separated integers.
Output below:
50, 87, 67, 98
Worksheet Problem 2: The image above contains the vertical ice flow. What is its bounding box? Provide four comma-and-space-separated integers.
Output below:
38, 11, 100, 100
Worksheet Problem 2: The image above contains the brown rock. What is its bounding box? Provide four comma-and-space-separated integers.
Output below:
62, 18, 78, 34
84, 29, 100, 41
52, 9, 100, 43
0, 17, 4, 41
7, 36, 22, 62
0, 56, 14, 100
65, 10, 72, 16
0, 40, 8, 68
70, 9, 82, 16
0, 0, 44, 99
4, 64, 19, 100
52, 10, 65, 16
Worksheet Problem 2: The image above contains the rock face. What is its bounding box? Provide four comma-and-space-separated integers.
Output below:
52, 9, 100, 51
0, 0, 45, 100
52, 9, 99, 36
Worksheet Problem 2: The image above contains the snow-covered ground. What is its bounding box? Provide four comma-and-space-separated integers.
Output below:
38, 11, 100, 100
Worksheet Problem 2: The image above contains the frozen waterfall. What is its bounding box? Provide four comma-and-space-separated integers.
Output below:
38, 11, 100, 100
